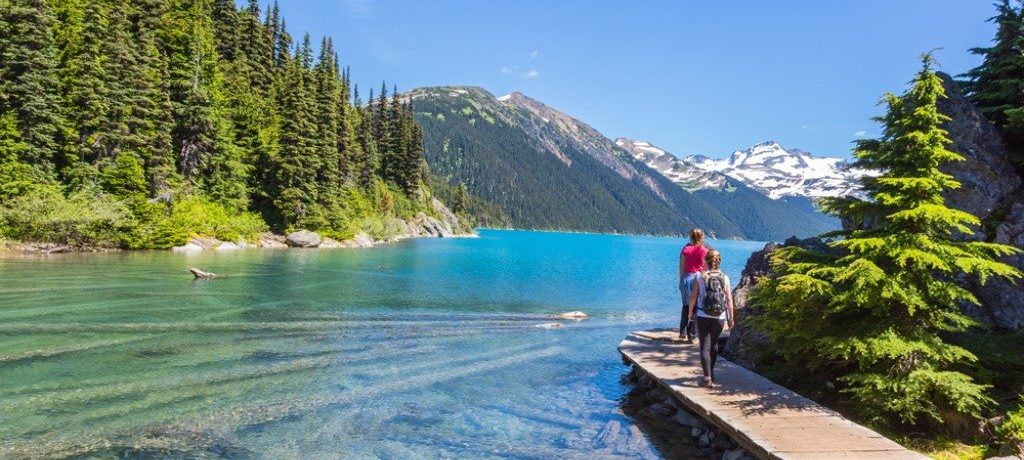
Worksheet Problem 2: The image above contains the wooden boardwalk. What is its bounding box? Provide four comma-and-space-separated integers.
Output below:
619, 330, 926, 460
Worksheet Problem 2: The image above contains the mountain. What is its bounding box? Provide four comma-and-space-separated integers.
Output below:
616, 139, 839, 240
683, 141, 865, 200
408, 86, 743, 238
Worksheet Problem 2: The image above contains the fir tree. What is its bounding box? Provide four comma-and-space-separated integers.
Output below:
750, 55, 1022, 430
0, 0, 64, 177
961, 0, 1024, 170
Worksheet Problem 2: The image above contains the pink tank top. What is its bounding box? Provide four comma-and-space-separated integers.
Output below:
681, 244, 707, 274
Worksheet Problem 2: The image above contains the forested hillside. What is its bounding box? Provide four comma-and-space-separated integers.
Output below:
0, 0, 440, 248
411, 87, 745, 238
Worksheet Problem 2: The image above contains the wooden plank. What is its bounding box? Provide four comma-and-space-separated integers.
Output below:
619, 329, 927, 460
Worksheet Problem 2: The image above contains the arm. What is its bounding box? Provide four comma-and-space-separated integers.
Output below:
679, 248, 685, 280
726, 279, 735, 329
688, 276, 700, 320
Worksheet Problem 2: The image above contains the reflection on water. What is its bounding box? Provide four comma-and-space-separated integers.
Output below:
0, 230, 762, 458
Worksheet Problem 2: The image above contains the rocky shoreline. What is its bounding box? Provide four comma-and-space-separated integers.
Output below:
622, 366, 754, 460
2, 198, 476, 256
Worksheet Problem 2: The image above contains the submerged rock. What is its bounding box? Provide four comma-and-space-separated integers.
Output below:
535, 322, 564, 329
552, 311, 588, 320
285, 230, 321, 248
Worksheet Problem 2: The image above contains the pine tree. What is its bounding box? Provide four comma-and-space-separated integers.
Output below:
314, 37, 341, 198
750, 54, 1022, 430
210, 0, 238, 61
0, 0, 64, 177
126, 0, 176, 191
58, 0, 111, 168
961, 0, 1024, 170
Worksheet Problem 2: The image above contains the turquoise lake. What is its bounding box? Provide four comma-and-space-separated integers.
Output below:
0, 229, 764, 458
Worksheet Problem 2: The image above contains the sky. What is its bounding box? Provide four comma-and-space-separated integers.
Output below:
268, 0, 998, 159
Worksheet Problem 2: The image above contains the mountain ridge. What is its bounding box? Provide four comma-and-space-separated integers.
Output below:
410, 86, 839, 240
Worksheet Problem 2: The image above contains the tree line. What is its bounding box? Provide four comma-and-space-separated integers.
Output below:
0, 0, 431, 247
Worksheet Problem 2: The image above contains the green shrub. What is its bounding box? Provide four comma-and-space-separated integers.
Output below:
1001, 400, 1024, 455
163, 195, 267, 243
0, 186, 135, 247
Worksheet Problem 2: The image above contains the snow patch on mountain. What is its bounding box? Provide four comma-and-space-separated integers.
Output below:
618, 139, 868, 200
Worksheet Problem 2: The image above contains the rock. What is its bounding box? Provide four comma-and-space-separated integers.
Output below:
348, 232, 374, 248
937, 74, 1021, 221
285, 230, 321, 248
258, 233, 288, 249
691, 426, 704, 438
215, 242, 240, 250
189, 267, 215, 279
552, 311, 588, 320
672, 410, 700, 427
19, 242, 73, 254
721, 241, 780, 368
645, 402, 676, 418
698, 432, 711, 447
319, 237, 343, 248
535, 322, 564, 329
712, 434, 732, 451
431, 197, 464, 233
187, 236, 221, 250
723, 448, 747, 460
172, 242, 204, 252
411, 211, 454, 238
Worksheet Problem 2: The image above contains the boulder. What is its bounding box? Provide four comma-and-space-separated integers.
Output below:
189, 267, 216, 279
258, 233, 288, 249
215, 242, 240, 250
172, 242, 204, 252
937, 74, 1021, 222
285, 230, 321, 248
319, 237, 343, 248
349, 232, 375, 248
187, 236, 221, 250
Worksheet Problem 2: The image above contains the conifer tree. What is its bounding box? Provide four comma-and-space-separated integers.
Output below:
210, 0, 238, 61
0, 0, 63, 176
750, 55, 1022, 430
58, 0, 111, 167
314, 37, 341, 198
961, 0, 1024, 169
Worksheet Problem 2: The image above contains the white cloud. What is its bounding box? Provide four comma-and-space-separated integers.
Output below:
530, 50, 539, 59
854, 130, 867, 137
500, 67, 513, 74
522, 69, 539, 78
801, 124, 811, 130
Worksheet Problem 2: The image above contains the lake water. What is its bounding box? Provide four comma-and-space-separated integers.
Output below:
0, 230, 764, 458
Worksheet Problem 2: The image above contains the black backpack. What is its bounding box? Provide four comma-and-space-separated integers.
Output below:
702, 271, 727, 317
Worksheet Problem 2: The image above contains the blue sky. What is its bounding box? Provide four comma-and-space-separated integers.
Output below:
272, 0, 997, 159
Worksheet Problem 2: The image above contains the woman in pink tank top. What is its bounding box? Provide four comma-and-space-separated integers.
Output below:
678, 229, 708, 342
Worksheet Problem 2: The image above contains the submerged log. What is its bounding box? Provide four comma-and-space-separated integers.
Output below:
190, 267, 216, 279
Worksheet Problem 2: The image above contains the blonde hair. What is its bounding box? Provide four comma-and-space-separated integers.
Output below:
689, 228, 705, 246
705, 250, 722, 270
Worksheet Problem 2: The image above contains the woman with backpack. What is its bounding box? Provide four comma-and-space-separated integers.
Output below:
679, 229, 709, 343
686, 250, 734, 388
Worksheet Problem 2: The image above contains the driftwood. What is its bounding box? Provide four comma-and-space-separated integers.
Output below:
189, 267, 216, 279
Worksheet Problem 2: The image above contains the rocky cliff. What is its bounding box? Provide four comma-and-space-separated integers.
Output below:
936, 74, 1024, 330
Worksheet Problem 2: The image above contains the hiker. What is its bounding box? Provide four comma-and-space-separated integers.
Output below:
687, 250, 734, 388
678, 228, 709, 342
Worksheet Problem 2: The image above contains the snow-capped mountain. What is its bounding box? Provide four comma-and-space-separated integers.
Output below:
614, 138, 728, 191
619, 138, 865, 200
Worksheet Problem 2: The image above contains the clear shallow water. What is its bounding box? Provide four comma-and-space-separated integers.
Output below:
0, 230, 763, 459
